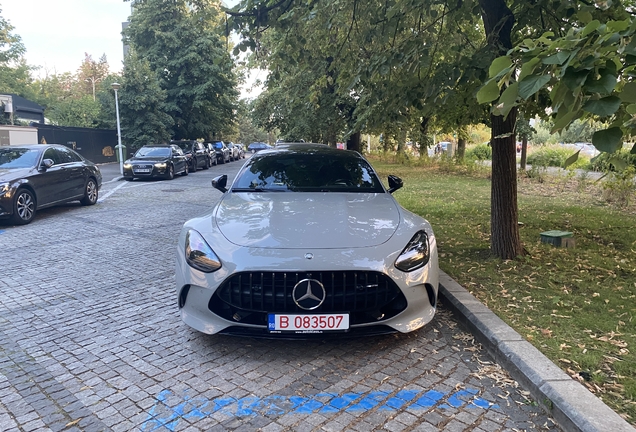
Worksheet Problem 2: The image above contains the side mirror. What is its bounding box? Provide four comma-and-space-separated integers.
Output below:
41, 159, 54, 170
212, 175, 228, 193
387, 175, 403, 194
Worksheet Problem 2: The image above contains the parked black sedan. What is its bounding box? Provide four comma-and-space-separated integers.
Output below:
123, 145, 189, 181
208, 141, 230, 164
0, 144, 102, 225
171, 140, 210, 172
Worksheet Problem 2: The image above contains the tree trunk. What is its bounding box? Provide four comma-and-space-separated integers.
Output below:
520, 135, 528, 170
457, 138, 466, 161
479, 0, 524, 259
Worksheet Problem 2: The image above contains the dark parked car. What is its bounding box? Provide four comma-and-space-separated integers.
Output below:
171, 140, 210, 172
248, 142, 272, 153
204, 144, 217, 167
225, 142, 240, 161
208, 141, 230, 164
0, 144, 102, 225
123, 145, 189, 181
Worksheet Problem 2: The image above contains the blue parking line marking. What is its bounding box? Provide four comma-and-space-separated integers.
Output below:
346, 391, 389, 412
379, 389, 419, 411
414, 389, 445, 408
141, 387, 499, 431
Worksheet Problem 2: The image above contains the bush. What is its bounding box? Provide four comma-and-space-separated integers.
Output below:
466, 143, 492, 160
589, 148, 636, 172
602, 165, 636, 207
526, 146, 589, 169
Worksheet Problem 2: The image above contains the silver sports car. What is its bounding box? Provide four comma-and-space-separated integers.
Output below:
175, 144, 439, 337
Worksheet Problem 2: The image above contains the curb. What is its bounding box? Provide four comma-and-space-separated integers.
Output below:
438, 270, 635, 432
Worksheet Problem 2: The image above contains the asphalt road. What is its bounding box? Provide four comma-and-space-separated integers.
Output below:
0, 159, 559, 431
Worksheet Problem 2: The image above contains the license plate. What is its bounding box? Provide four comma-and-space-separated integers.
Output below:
135, 168, 151, 173
268, 313, 349, 333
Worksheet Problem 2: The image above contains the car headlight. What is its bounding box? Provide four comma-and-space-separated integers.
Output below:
185, 229, 222, 273
123, 163, 132, 169
395, 231, 430, 272
155, 162, 166, 169
0, 182, 10, 196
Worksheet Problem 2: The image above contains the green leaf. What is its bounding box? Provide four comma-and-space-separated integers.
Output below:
592, 127, 623, 153
489, 56, 512, 78
551, 110, 579, 133
564, 150, 580, 168
563, 69, 590, 90
631, 142, 636, 154
542, 51, 570, 65
626, 104, 636, 115
518, 74, 551, 99
577, 11, 592, 24
498, 82, 519, 119
518, 58, 541, 81
584, 74, 616, 95
620, 82, 636, 103
581, 20, 601, 37
582, 96, 621, 116
477, 79, 500, 104
608, 157, 627, 171
607, 20, 630, 32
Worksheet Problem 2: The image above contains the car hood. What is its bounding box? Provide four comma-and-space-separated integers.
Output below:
125, 156, 170, 163
0, 167, 34, 182
215, 192, 400, 249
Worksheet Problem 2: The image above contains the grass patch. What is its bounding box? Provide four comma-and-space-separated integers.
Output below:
371, 158, 636, 424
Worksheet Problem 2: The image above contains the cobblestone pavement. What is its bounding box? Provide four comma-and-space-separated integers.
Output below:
0, 161, 559, 431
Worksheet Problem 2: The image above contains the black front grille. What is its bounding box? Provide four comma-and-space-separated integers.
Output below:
210, 271, 407, 326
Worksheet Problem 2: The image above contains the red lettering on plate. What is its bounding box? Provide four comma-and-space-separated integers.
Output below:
279, 316, 289, 328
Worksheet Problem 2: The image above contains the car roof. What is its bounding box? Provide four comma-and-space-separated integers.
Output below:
253, 143, 361, 159
1, 144, 69, 150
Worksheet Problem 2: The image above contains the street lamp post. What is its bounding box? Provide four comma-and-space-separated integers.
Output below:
111, 83, 123, 175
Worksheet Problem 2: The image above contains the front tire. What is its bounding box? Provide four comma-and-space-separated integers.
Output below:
80, 178, 98, 205
165, 164, 175, 180
11, 188, 36, 225
203, 157, 209, 169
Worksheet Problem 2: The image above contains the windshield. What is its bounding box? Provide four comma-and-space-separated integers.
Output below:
0, 148, 40, 168
135, 147, 171, 157
211, 142, 223, 149
232, 152, 384, 193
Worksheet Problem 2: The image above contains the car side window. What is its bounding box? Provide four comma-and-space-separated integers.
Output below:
43, 148, 62, 165
55, 147, 76, 164
66, 148, 83, 162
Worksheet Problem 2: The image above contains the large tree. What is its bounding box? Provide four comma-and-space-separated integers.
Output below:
77, 53, 110, 101
123, 0, 239, 140
0, 7, 34, 101
118, 53, 173, 152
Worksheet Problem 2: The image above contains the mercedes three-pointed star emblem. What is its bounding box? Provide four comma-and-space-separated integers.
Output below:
292, 279, 326, 310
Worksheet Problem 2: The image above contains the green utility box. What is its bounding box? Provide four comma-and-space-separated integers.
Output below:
540, 230, 575, 248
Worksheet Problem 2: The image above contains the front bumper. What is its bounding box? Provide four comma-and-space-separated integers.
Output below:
175, 229, 439, 337
123, 163, 167, 178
